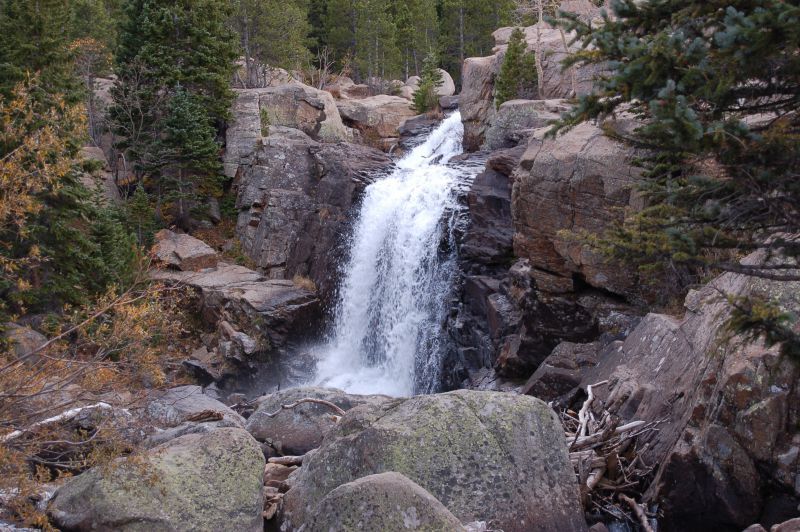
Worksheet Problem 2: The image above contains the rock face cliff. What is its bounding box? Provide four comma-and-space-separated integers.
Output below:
223, 85, 392, 304
460, 18, 603, 151
450, 117, 643, 388
524, 253, 800, 530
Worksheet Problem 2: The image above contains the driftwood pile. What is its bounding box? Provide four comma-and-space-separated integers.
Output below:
560, 380, 661, 531
255, 399, 345, 522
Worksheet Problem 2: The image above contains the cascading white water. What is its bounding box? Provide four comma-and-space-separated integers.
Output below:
312, 112, 466, 397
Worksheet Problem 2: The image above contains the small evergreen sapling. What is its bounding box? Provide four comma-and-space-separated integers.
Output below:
413, 51, 444, 114
494, 27, 538, 108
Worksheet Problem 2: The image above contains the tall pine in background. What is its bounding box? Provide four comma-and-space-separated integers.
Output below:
111, 0, 237, 225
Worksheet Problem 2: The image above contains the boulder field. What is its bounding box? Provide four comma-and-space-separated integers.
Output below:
46, 387, 587, 531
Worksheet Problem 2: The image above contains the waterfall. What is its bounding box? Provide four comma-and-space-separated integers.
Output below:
312, 112, 466, 397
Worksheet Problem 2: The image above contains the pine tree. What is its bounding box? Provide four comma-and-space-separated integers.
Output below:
394, 0, 438, 79
494, 27, 537, 108
0, 0, 81, 103
413, 51, 444, 114
113, 0, 238, 124
0, 77, 137, 316
553, 0, 800, 357
156, 88, 222, 227
438, 0, 515, 83
127, 183, 156, 247
229, 0, 311, 79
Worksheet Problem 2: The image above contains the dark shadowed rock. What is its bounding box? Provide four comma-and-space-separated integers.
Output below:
245, 387, 391, 455
48, 428, 265, 532
282, 390, 586, 532
304, 472, 466, 532
460, 146, 524, 265
521, 341, 602, 403
227, 126, 391, 303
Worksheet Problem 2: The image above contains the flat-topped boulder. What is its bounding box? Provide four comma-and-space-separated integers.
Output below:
152, 260, 320, 378
152, 229, 219, 271
336, 94, 416, 140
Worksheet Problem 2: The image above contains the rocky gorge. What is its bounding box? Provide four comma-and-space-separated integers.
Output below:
6, 3, 799, 532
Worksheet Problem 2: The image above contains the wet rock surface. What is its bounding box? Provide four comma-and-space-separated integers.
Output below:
226, 125, 391, 303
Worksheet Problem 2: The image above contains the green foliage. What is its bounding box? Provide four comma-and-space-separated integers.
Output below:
438, 0, 515, 83
114, 0, 238, 124
156, 87, 223, 224
727, 294, 800, 362
552, 0, 800, 354
229, 0, 311, 74
413, 51, 443, 114
494, 27, 537, 108
0, 0, 82, 103
126, 183, 157, 247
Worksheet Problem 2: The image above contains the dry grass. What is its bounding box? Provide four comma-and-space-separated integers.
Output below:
0, 272, 200, 527
292, 274, 317, 293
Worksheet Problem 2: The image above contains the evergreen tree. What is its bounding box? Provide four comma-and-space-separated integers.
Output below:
113, 0, 238, 124
111, 0, 237, 217
0, 0, 81, 102
494, 27, 537, 108
127, 183, 157, 247
394, 0, 438, 79
0, 77, 137, 316
156, 87, 222, 226
554, 0, 800, 357
413, 51, 444, 114
438, 0, 515, 83
229, 0, 311, 80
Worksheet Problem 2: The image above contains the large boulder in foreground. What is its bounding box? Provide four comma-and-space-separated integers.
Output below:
245, 387, 391, 455
48, 428, 265, 532
282, 389, 585, 531
304, 473, 465, 532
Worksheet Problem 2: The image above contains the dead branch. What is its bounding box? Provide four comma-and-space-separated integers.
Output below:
0, 402, 129, 443
262, 398, 346, 419
619, 494, 654, 532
